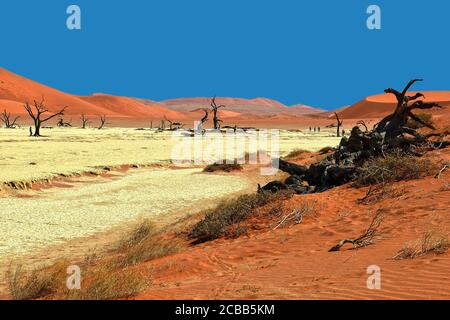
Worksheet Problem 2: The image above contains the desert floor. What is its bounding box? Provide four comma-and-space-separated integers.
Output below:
0, 127, 340, 272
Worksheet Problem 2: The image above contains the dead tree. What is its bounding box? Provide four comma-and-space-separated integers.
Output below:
334, 112, 343, 137
211, 96, 225, 130
57, 117, 72, 127
375, 79, 443, 143
23, 99, 67, 137
1, 109, 20, 128
329, 209, 384, 252
98, 115, 107, 130
196, 109, 209, 132
80, 113, 90, 129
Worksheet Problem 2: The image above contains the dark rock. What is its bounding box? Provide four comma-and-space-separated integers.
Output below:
258, 181, 287, 193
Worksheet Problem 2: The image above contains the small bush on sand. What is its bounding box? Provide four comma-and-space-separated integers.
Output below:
116, 237, 182, 268
394, 231, 449, 260
116, 219, 156, 250
355, 152, 437, 186
68, 267, 148, 300
406, 113, 433, 129
191, 191, 293, 242
284, 148, 309, 160
203, 162, 243, 173
7, 262, 66, 300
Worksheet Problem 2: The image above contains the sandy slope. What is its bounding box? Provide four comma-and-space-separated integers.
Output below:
339, 91, 450, 119
134, 149, 450, 299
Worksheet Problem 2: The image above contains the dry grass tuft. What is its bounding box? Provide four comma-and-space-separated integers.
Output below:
203, 162, 243, 173
6, 261, 67, 300
191, 191, 293, 242
355, 152, 437, 187
115, 237, 182, 268
116, 219, 156, 250
394, 231, 449, 260
68, 267, 148, 300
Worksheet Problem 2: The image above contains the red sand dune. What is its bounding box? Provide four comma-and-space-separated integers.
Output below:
0, 68, 120, 117
80, 94, 187, 121
160, 97, 324, 116
339, 91, 450, 120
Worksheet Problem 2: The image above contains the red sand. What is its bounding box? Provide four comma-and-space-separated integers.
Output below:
132, 148, 450, 300
339, 91, 450, 120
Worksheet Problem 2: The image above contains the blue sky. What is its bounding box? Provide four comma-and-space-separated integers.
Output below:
0, 0, 449, 109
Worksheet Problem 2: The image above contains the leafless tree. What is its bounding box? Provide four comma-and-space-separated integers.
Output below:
80, 113, 90, 129
196, 109, 209, 132
211, 96, 225, 130
57, 117, 72, 127
23, 99, 67, 136
98, 115, 107, 130
1, 109, 20, 128
375, 79, 443, 142
334, 112, 343, 137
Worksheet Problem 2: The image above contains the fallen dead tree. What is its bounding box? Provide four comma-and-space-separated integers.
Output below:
259, 79, 448, 195
329, 209, 384, 252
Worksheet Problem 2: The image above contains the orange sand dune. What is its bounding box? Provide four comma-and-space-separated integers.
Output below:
339, 91, 450, 120
80, 94, 188, 121
0, 68, 120, 117
160, 97, 324, 116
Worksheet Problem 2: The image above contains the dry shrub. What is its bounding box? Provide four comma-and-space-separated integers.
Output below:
272, 200, 318, 230
394, 231, 449, 260
355, 152, 437, 187
68, 267, 148, 300
329, 209, 385, 252
191, 191, 293, 242
357, 183, 406, 205
284, 148, 309, 160
116, 219, 156, 250
203, 162, 243, 173
116, 237, 182, 268
7, 261, 67, 300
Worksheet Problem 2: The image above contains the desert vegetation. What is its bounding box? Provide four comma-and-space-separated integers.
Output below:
23, 99, 67, 136
1, 109, 20, 128
190, 191, 294, 242
394, 231, 449, 260
203, 162, 243, 173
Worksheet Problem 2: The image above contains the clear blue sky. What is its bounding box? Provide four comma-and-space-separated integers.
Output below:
1, 0, 449, 109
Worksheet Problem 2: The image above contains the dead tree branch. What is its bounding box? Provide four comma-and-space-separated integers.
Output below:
23, 98, 67, 136
98, 115, 107, 130
1, 109, 20, 128
211, 96, 225, 130
80, 113, 90, 129
329, 209, 384, 252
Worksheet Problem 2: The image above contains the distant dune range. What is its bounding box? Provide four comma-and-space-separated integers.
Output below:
0, 67, 449, 127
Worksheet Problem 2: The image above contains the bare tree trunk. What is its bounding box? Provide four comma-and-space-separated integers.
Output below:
334, 113, 343, 137
211, 97, 225, 130
98, 115, 107, 130
23, 99, 67, 137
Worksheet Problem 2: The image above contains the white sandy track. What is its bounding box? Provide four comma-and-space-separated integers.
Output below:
0, 168, 249, 259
